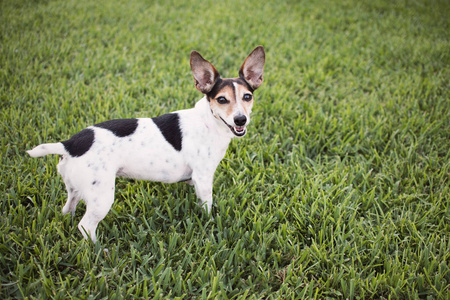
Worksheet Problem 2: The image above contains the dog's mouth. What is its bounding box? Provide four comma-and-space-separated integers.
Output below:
219, 117, 247, 137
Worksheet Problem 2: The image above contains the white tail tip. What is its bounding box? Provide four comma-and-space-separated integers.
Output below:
27, 143, 66, 157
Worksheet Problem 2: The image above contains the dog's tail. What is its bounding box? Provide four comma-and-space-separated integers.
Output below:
27, 143, 67, 157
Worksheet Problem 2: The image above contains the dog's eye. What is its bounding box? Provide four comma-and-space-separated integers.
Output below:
216, 96, 229, 104
243, 94, 253, 101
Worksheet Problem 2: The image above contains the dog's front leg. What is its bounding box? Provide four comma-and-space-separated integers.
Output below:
191, 171, 214, 214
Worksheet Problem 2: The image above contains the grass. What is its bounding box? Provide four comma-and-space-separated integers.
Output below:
1, 0, 449, 298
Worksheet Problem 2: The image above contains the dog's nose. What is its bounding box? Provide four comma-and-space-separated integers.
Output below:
234, 115, 247, 126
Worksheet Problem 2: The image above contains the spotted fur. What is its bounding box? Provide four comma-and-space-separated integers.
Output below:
27, 46, 265, 242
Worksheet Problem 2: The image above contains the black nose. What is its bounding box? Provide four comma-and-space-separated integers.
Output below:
234, 115, 247, 126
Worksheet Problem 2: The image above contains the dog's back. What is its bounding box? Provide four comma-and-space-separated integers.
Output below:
27, 46, 265, 242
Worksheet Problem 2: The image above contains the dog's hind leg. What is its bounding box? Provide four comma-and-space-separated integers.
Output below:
58, 157, 80, 216
62, 187, 81, 216
77, 177, 116, 243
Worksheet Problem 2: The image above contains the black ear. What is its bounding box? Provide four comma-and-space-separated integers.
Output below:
190, 51, 220, 94
239, 46, 265, 90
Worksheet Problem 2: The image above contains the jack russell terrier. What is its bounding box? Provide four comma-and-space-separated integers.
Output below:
27, 46, 265, 242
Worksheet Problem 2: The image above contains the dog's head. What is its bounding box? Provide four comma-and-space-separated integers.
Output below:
190, 46, 265, 137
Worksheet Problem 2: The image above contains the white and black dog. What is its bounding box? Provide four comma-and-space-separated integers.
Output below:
27, 46, 265, 242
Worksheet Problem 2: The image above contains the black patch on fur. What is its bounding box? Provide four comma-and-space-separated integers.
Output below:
152, 113, 182, 151
62, 128, 95, 157
235, 77, 254, 93
207, 78, 230, 100
94, 119, 138, 137
206, 77, 254, 101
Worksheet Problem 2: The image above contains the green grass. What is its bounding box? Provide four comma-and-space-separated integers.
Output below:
1, 0, 449, 298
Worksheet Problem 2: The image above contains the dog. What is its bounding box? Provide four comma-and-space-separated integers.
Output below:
27, 46, 265, 242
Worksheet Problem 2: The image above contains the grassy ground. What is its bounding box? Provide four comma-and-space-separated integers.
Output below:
1, 0, 449, 298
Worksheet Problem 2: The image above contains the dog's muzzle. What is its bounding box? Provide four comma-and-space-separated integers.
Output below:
219, 116, 247, 137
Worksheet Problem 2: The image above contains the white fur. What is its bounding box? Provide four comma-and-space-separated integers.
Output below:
27, 47, 265, 242
28, 97, 234, 242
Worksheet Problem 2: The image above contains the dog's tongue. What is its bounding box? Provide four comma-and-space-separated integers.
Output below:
235, 126, 245, 132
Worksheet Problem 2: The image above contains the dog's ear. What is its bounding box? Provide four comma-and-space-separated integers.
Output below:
239, 46, 265, 90
190, 51, 220, 94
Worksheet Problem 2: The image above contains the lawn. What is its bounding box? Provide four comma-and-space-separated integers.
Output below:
1, 0, 449, 298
